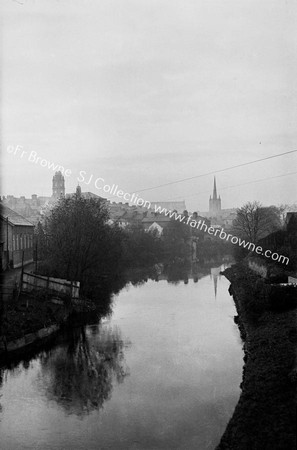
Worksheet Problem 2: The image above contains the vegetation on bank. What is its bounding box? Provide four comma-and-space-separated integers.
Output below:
216, 263, 297, 450
1, 194, 232, 350
1, 292, 69, 342
231, 202, 297, 272
224, 263, 297, 323
35, 195, 232, 303
2, 197, 295, 353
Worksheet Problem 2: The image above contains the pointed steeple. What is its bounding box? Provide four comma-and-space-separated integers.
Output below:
213, 273, 218, 298
211, 267, 220, 298
213, 176, 217, 200
209, 177, 221, 216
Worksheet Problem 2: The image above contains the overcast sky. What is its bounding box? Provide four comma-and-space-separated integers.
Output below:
1, 0, 297, 211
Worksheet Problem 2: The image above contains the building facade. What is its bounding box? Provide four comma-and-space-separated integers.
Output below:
52, 171, 65, 199
0, 205, 34, 270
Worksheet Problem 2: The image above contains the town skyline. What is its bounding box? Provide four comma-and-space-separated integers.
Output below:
2, 145, 297, 212
2, 0, 297, 211
1, 2, 296, 448
2, 161, 296, 214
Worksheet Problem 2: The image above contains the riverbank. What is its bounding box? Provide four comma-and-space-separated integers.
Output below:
216, 263, 297, 449
0, 289, 97, 359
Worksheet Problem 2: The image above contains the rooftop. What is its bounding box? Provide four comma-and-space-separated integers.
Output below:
149, 201, 187, 212
0, 205, 34, 226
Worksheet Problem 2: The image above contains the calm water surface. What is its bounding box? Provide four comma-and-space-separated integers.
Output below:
0, 266, 243, 449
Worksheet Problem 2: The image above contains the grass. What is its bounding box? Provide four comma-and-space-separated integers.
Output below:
216, 264, 297, 450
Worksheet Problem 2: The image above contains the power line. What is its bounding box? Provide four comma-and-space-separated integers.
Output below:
154, 170, 297, 203
133, 149, 297, 194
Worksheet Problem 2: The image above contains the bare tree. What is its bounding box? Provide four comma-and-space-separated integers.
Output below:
232, 201, 282, 243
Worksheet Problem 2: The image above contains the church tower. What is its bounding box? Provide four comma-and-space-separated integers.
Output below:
75, 184, 82, 198
52, 171, 65, 199
209, 176, 221, 216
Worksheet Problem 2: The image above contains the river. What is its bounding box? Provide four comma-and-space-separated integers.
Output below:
0, 264, 243, 449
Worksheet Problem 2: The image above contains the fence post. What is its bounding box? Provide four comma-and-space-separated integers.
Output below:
35, 239, 38, 273
18, 267, 23, 302
6, 217, 9, 269
21, 250, 24, 278
46, 276, 50, 301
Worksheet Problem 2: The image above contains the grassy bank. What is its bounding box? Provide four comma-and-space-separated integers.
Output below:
0, 291, 70, 347
216, 264, 297, 450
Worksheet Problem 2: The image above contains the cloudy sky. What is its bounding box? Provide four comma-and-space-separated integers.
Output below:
1, 0, 297, 211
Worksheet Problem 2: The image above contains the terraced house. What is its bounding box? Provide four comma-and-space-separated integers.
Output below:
0, 205, 34, 270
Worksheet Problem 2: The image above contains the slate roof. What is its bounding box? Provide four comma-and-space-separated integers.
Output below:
150, 201, 187, 212
142, 215, 172, 223
0, 205, 34, 227
66, 191, 104, 200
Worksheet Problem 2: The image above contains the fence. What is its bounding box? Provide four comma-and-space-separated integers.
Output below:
22, 272, 80, 298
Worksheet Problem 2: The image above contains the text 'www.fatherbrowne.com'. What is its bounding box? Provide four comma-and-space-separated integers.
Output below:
153, 204, 290, 266
7, 145, 289, 266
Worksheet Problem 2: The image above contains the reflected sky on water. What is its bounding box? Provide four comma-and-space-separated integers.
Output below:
0, 264, 243, 450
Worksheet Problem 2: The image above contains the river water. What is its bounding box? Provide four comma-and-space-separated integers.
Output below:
0, 265, 243, 449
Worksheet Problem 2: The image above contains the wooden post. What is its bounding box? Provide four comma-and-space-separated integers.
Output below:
19, 259, 24, 297
46, 276, 50, 301
35, 239, 38, 273
6, 217, 9, 269
69, 281, 74, 311
21, 249, 24, 291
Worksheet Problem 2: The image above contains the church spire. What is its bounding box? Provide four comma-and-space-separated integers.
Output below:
209, 176, 221, 216
213, 176, 217, 200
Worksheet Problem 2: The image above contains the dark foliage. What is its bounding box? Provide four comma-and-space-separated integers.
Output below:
39, 196, 124, 301
197, 239, 232, 263
162, 220, 191, 263
121, 224, 164, 268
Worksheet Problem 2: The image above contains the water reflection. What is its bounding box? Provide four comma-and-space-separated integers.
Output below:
161, 261, 228, 286
37, 325, 129, 416
0, 261, 241, 449
210, 267, 221, 298
116, 259, 232, 289
0, 368, 3, 417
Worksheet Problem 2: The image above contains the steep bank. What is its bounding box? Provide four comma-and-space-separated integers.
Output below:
216, 264, 297, 450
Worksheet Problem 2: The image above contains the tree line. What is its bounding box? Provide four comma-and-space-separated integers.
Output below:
35, 196, 296, 301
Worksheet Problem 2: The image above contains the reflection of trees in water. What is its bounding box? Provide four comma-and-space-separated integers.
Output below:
163, 261, 219, 284
163, 261, 205, 284
164, 261, 191, 284
38, 325, 129, 416
123, 266, 160, 287
0, 368, 3, 416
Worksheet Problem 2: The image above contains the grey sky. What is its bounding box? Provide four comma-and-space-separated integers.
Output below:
1, 0, 297, 211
